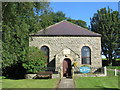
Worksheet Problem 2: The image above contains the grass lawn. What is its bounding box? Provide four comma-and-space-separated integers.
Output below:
2, 78, 59, 88
106, 66, 120, 70
116, 58, 120, 61
102, 58, 120, 61
74, 76, 119, 89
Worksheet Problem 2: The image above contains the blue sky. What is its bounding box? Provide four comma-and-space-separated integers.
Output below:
50, 2, 118, 26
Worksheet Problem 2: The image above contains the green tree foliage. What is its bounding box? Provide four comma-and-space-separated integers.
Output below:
42, 11, 88, 29
2, 2, 50, 68
23, 46, 47, 73
2, 2, 51, 77
39, 11, 66, 28
50, 11, 66, 23
90, 7, 120, 65
67, 18, 88, 29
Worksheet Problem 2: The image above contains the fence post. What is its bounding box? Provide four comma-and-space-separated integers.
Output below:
115, 69, 117, 76
104, 66, 107, 76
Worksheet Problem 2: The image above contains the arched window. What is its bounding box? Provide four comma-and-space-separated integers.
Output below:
41, 46, 49, 66
81, 46, 91, 64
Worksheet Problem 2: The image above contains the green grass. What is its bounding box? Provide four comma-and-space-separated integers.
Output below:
107, 69, 120, 76
102, 58, 107, 60
106, 66, 120, 70
116, 58, 120, 61
107, 70, 115, 76
2, 79, 59, 88
74, 76, 119, 89
102, 58, 120, 61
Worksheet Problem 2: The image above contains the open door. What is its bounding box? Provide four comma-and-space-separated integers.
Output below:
63, 58, 72, 78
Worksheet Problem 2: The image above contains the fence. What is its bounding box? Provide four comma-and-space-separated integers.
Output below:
107, 68, 120, 76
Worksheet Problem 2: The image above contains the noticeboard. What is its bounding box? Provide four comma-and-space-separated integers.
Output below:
80, 66, 91, 73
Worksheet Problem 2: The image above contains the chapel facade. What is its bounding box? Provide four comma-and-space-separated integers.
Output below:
29, 20, 102, 78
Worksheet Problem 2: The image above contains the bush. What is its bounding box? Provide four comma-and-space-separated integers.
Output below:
23, 46, 47, 73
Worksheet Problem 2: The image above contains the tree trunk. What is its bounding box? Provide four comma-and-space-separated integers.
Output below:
108, 52, 113, 66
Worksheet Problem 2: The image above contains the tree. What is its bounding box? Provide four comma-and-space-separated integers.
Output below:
67, 18, 88, 29
90, 7, 120, 65
2, 2, 51, 77
36, 11, 67, 31
45, 11, 88, 29
23, 47, 47, 73
51, 11, 66, 23
38, 11, 88, 30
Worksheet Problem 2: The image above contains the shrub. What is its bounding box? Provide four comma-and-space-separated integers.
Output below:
23, 46, 47, 73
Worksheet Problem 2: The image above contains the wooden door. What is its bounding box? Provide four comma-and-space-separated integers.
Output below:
63, 59, 71, 77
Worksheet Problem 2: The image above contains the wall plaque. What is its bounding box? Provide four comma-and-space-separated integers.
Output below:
63, 48, 70, 55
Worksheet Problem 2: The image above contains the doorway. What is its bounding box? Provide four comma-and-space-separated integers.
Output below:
63, 58, 72, 78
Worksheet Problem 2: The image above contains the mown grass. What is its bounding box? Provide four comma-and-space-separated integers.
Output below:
107, 70, 116, 76
106, 66, 120, 70
2, 78, 59, 88
102, 58, 120, 61
116, 58, 120, 61
74, 76, 119, 89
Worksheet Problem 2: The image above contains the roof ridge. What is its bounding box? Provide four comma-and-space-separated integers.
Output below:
36, 20, 66, 34
45, 20, 66, 30
65, 20, 100, 35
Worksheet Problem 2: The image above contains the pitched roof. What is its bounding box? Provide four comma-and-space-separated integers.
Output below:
31, 20, 101, 37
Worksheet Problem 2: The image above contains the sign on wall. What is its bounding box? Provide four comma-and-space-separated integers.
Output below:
80, 66, 91, 73
63, 48, 70, 55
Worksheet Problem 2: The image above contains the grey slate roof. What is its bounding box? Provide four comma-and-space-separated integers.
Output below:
31, 20, 101, 37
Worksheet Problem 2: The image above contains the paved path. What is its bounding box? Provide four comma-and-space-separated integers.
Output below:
57, 78, 74, 89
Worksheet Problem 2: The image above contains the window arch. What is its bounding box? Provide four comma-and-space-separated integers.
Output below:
40, 46, 49, 66
81, 46, 91, 64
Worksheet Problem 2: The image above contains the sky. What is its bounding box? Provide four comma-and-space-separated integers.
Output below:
50, 2, 119, 27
